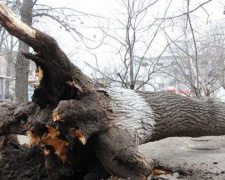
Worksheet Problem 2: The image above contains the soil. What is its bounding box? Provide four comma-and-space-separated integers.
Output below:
0, 136, 47, 180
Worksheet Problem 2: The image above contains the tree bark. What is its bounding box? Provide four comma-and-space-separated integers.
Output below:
107, 88, 225, 144
15, 41, 30, 102
5, 53, 12, 100
15, 0, 33, 103
1, 2, 225, 180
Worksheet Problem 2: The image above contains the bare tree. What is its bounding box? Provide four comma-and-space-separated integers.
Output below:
0, 0, 104, 103
0, 5, 18, 102
3, 34, 17, 101
87, 0, 214, 91
161, 0, 223, 99
200, 20, 225, 94
15, 0, 33, 103
86, 0, 171, 90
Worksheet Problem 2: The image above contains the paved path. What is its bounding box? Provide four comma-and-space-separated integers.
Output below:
18, 135, 225, 179
139, 136, 225, 179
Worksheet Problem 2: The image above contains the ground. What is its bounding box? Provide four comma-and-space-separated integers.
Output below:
139, 136, 225, 180
16, 135, 225, 180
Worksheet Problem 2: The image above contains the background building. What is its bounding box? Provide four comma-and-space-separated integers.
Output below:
0, 50, 37, 102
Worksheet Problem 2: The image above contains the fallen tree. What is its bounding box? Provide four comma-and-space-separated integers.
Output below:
1, 2, 225, 180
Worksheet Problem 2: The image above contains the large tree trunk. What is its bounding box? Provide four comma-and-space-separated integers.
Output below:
5, 36, 15, 101
15, 0, 33, 103
1, 2, 225, 180
107, 88, 225, 144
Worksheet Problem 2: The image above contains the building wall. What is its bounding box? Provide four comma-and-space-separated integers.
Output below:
0, 52, 16, 101
0, 50, 38, 102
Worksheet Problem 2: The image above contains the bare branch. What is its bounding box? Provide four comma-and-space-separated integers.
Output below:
161, 0, 213, 20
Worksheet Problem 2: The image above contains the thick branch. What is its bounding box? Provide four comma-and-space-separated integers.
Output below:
0, 2, 92, 107
107, 88, 225, 144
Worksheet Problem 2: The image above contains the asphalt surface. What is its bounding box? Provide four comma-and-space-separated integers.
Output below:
139, 136, 225, 180
18, 135, 225, 179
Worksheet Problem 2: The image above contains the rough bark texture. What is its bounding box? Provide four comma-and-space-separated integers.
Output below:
107, 88, 225, 144
15, 41, 30, 103
138, 91, 225, 141
15, 0, 33, 103
1, 2, 225, 180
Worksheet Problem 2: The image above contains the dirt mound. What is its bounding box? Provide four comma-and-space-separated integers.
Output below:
0, 135, 47, 180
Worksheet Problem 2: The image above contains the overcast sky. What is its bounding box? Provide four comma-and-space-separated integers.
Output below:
34, 0, 225, 75
37, 0, 224, 20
